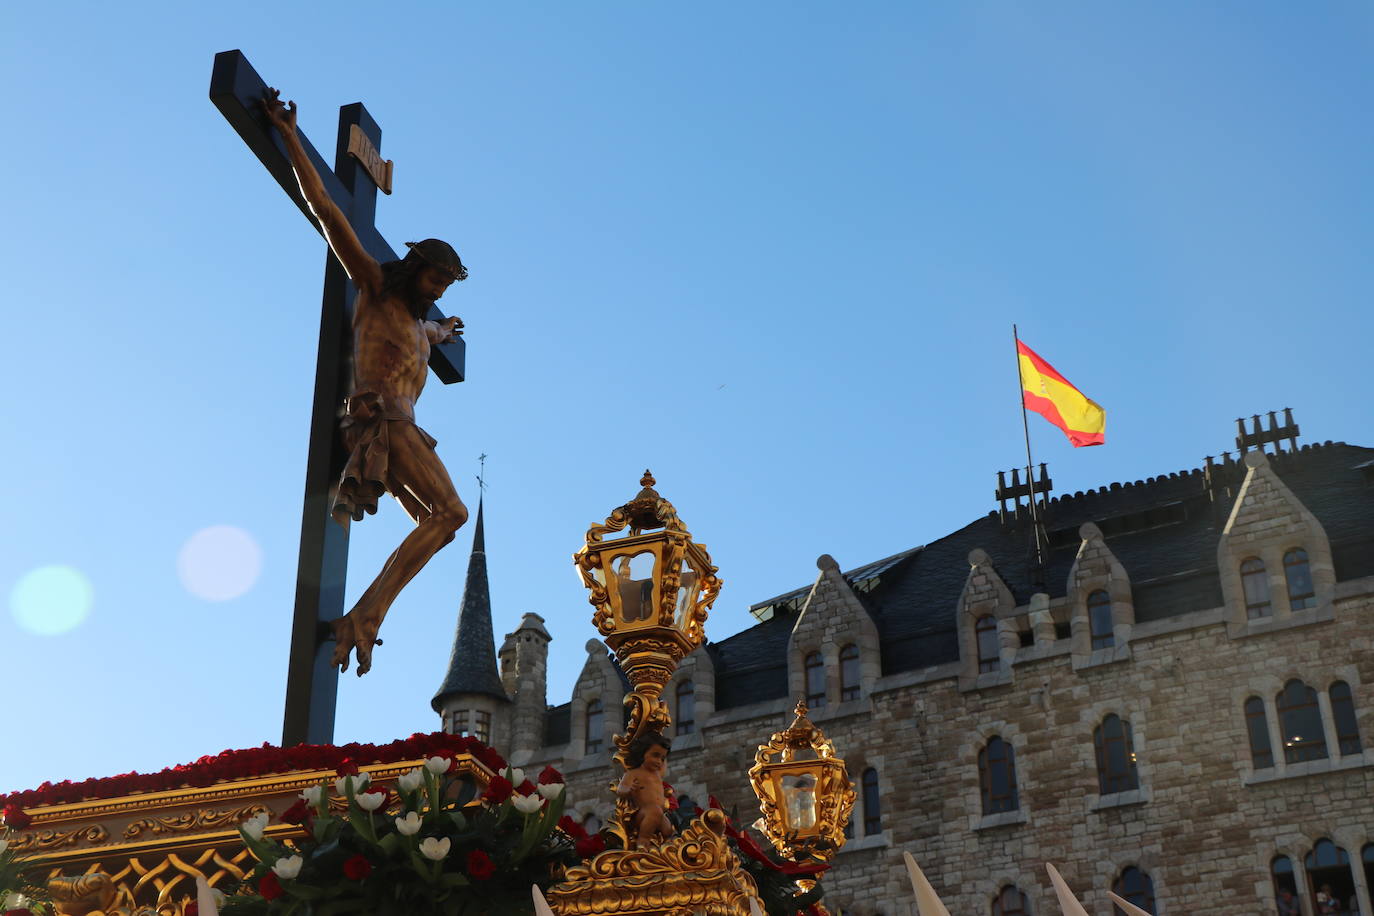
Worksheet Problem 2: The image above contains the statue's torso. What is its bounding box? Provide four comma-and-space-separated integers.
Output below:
350, 290, 430, 410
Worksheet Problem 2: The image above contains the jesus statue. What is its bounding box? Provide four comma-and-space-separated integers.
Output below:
264, 88, 469, 676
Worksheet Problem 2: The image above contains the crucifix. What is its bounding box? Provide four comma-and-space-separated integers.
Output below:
210, 50, 469, 746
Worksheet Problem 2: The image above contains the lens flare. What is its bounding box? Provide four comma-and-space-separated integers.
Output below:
10, 565, 94, 636
178, 525, 263, 601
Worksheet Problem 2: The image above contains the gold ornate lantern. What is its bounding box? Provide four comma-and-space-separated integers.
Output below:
551, 473, 758, 916
573, 471, 721, 743
749, 700, 856, 862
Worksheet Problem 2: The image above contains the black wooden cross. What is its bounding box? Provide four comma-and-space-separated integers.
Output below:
210, 50, 466, 746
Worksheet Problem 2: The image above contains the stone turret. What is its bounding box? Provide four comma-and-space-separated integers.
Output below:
432, 497, 510, 747
503, 613, 552, 763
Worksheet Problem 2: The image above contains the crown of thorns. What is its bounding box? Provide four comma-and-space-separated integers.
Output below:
404, 240, 468, 282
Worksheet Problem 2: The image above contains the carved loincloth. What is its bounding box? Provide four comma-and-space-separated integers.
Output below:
331, 391, 437, 524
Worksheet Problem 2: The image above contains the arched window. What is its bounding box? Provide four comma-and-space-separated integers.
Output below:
1276, 679, 1327, 763
1363, 846, 1374, 914
1271, 855, 1297, 905
976, 616, 1000, 673
1329, 681, 1362, 756
991, 885, 1030, 916
473, 710, 492, 744
861, 768, 881, 835
1111, 867, 1155, 915
1094, 714, 1139, 794
1088, 589, 1114, 649
839, 644, 861, 701
978, 736, 1019, 814
1240, 557, 1271, 619
1305, 839, 1354, 914
804, 652, 826, 708
585, 698, 604, 755
675, 680, 696, 736
1244, 696, 1273, 770
1284, 548, 1316, 610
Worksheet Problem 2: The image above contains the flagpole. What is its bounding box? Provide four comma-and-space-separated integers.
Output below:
1012, 324, 1047, 583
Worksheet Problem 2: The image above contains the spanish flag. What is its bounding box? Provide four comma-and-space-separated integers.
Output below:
1017, 340, 1106, 447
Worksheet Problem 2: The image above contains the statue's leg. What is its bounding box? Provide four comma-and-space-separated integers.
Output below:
330, 423, 468, 675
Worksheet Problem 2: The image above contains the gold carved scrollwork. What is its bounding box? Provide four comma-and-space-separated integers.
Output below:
41, 847, 255, 916
122, 804, 269, 840
549, 809, 758, 916
13, 825, 110, 853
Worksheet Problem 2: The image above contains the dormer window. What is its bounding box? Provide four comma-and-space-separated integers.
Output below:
804, 652, 826, 708
975, 616, 1000, 673
839, 644, 861, 701
1240, 557, 1271, 619
1088, 590, 1114, 649
1283, 548, 1316, 610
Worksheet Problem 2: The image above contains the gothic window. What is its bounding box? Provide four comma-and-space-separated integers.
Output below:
1276, 679, 1327, 763
862, 768, 881, 835
1329, 681, 1362, 755
1244, 696, 1274, 770
991, 885, 1030, 916
1087, 589, 1114, 649
1093, 714, 1139, 794
1240, 557, 1271, 619
675, 680, 696, 736
1271, 855, 1297, 901
1305, 839, 1354, 913
1111, 867, 1155, 915
978, 736, 1019, 814
976, 615, 1000, 673
473, 710, 491, 744
804, 652, 826, 708
840, 644, 861, 701
585, 698, 605, 755
1284, 548, 1316, 610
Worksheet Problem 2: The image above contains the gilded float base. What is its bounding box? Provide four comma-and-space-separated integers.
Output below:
547, 810, 758, 916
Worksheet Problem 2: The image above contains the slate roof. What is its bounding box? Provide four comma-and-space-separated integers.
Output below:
432, 498, 510, 709
706, 441, 1374, 710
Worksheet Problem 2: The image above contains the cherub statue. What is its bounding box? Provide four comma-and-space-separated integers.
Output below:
262, 88, 470, 675
616, 732, 675, 849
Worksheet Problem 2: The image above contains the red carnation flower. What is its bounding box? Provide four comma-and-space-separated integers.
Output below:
335, 759, 360, 777
279, 798, 312, 825
466, 849, 495, 881
707, 795, 724, 810
5, 909, 35, 916
184, 903, 199, 916
342, 854, 372, 881
2, 805, 31, 830
537, 765, 564, 785
574, 834, 605, 858
482, 774, 513, 804
259, 872, 283, 901
515, 780, 537, 797
477, 746, 506, 772
557, 815, 588, 839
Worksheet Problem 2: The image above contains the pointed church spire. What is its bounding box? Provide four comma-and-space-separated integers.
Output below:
432, 493, 508, 710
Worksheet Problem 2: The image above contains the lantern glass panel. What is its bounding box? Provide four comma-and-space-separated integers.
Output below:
611, 550, 658, 625
674, 554, 702, 629
767, 761, 826, 840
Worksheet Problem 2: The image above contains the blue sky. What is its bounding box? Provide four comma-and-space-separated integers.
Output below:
2, 3, 1371, 795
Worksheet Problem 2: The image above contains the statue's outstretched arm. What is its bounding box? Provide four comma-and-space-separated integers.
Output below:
263, 88, 382, 294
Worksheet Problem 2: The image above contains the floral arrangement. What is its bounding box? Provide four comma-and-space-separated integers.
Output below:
220, 757, 576, 916
1, 807, 51, 916
0, 733, 499, 810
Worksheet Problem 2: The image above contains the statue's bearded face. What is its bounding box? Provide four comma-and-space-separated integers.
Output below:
407, 266, 455, 318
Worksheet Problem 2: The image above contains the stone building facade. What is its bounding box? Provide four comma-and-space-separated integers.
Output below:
433, 426, 1374, 916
